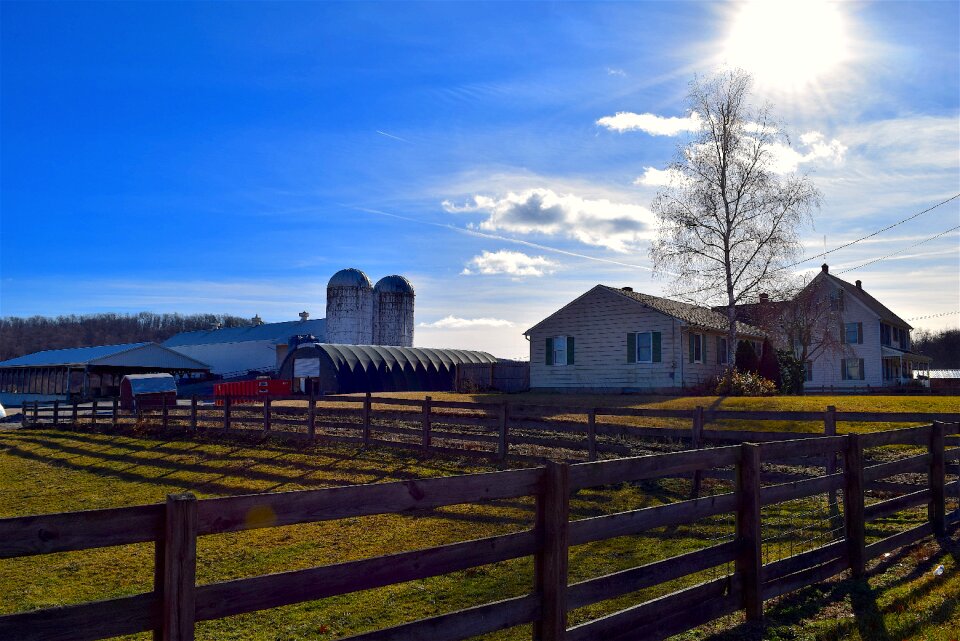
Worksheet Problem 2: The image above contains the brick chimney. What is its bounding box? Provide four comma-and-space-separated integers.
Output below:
759, 293, 769, 303
821, 263, 829, 273
622, 286, 633, 292
855, 280, 862, 290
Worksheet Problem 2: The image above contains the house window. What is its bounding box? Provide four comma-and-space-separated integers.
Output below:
880, 323, 891, 346
546, 336, 573, 366
804, 361, 813, 382
688, 333, 703, 364
830, 289, 845, 311
627, 332, 661, 364
716, 337, 728, 364
844, 322, 863, 344
842, 358, 865, 381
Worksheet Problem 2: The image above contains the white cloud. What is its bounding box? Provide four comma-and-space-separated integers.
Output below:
596, 111, 702, 135
418, 315, 516, 329
606, 67, 627, 77
767, 131, 847, 174
633, 166, 685, 187
443, 187, 655, 253
462, 250, 558, 277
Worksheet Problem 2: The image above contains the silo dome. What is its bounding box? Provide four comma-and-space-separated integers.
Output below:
325, 268, 374, 345
373, 275, 414, 295
328, 268, 373, 289
373, 274, 415, 347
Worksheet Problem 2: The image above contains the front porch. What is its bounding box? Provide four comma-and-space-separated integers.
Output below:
882, 346, 933, 387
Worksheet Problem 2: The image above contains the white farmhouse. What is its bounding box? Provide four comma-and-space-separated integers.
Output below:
524, 285, 765, 393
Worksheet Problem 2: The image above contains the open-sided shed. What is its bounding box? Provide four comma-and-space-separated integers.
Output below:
279, 343, 497, 395
120, 373, 178, 410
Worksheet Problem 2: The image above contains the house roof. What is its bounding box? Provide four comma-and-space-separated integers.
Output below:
928, 369, 960, 379
814, 268, 912, 329
525, 285, 765, 337
0, 342, 210, 370
163, 319, 327, 347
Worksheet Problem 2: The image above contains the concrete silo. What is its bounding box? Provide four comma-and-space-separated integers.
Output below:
325, 268, 374, 345
373, 275, 415, 347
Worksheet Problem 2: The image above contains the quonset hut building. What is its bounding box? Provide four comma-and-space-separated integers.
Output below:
163, 268, 417, 378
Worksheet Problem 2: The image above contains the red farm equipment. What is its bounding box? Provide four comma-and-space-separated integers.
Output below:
214, 378, 291, 405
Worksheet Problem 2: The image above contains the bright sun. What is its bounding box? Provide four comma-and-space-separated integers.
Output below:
723, 0, 849, 91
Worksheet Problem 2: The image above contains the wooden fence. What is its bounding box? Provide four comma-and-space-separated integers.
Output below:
1, 420, 958, 641
19, 395, 960, 464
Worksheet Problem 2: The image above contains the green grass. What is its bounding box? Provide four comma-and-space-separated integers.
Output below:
1, 411, 957, 640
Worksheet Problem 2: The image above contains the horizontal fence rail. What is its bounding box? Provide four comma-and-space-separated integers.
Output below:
19, 395, 960, 466
1, 420, 958, 641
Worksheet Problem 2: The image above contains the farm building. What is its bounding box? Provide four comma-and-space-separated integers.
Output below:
0, 342, 210, 406
120, 373, 177, 410
163, 267, 415, 377
926, 369, 960, 394
279, 343, 496, 395
524, 285, 765, 393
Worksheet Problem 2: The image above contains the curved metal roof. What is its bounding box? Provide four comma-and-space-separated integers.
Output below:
374, 275, 414, 294
328, 268, 373, 289
279, 343, 496, 394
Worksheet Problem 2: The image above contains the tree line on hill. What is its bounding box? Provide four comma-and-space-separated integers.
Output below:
912, 328, 960, 369
0, 313, 253, 362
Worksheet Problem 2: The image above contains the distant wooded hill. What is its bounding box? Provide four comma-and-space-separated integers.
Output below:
913, 328, 960, 369
0, 313, 253, 362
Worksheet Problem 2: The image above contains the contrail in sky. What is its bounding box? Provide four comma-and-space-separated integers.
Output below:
376, 130, 410, 143
341, 204, 659, 273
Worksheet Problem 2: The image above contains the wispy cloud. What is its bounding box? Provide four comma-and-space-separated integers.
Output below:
596, 111, 702, 135
376, 130, 410, 143
633, 166, 685, 187
462, 250, 558, 277
606, 67, 627, 77
443, 187, 655, 253
418, 315, 515, 329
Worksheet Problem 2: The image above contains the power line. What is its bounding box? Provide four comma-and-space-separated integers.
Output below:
906, 311, 959, 322
836, 225, 960, 274
786, 193, 960, 268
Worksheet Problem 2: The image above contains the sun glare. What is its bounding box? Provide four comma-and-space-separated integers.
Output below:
723, 0, 849, 91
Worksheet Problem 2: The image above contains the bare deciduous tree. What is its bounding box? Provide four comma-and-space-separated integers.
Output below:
650, 69, 821, 362
749, 277, 844, 364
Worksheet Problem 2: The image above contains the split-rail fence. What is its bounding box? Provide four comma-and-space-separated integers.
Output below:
1, 410, 959, 641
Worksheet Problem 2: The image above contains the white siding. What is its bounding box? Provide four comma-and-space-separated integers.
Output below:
528, 287, 734, 391
805, 281, 883, 388
167, 341, 279, 376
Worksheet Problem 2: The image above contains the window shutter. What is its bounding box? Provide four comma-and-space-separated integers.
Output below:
627, 333, 636, 363
702, 334, 708, 365
567, 336, 575, 365
840, 324, 845, 344
689, 334, 695, 363
652, 332, 661, 363
858, 358, 865, 380
841, 359, 847, 381
545, 337, 554, 366
857, 322, 863, 344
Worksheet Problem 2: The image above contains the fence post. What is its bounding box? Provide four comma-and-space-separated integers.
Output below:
91, 399, 98, 427
824, 406, 839, 522
843, 433, 866, 578
930, 421, 946, 536
223, 396, 231, 430
34, 400, 40, 424
21, 402, 29, 428
112, 398, 119, 429
161, 493, 197, 641
263, 398, 272, 433
190, 397, 198, 432
498, 402, 509, 462
162, 396, 169, 430
422, 396, 432, 452
52, 400, 59, 427
534, 461, 569, 641
737, 442, 763, 622
690, 406, 705, 498
586, 409, 597, 462
307, 396, 316, 440
72, 400, 78, 425
362, 392, 372, 446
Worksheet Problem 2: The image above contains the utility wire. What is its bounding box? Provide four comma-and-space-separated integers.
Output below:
785, 193, 959, 268
836, 225, 960, 274
906, 310, 959, 322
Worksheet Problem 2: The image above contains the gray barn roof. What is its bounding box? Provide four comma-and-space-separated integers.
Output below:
163, 319, 327, 347
0, 342, 210, 370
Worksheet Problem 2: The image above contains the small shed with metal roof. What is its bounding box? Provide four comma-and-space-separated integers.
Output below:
279, 343, 497, 395
0, 342, 209, 406
120, 373, 178, 410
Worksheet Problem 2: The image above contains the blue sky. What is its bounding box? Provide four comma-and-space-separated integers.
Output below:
2, 1, 958, 358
